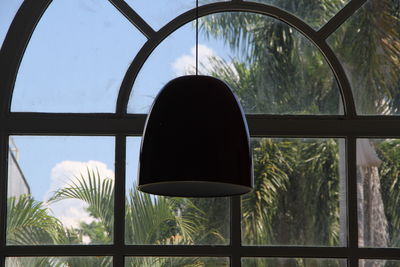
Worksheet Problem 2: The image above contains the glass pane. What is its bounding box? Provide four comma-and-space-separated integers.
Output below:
243, 138, 345, 246
360, 260, 400, 267
11, 0, 146, 113
248, 0, 349, 29
0, 0, 23, 48
328, 0, 400, 115
125, 257, 229, 267
357, 139, 400, 248
243, 258, 346, 267
125, 137, 230, 245
124, 0, 227, 31
127, 12, 342, 115
6, 257, 112, 266
7, 136, 114, 245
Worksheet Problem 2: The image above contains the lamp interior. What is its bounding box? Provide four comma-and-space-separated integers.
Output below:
138, 181, 252, 197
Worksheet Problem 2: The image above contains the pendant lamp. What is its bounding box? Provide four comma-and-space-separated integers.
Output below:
137, 1, 253, 197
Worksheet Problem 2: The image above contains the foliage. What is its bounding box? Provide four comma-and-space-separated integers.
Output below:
6, 0, 400, 266
201, 9, 342, 115
241, 139, 340, 247
125, 189, 199, 245
330, 0, 400, 114
79, 221, 110, 244
242, 138, 292, 244
7, 194, 64, 245
49, 168, 114, 239
7, 168, 220, 266
376, 139, 400, 247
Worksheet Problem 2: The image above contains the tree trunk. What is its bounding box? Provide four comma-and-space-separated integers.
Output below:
357, 139, 388, 267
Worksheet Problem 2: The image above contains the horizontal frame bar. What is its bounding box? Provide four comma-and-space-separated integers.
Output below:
3, 246, 400, 259
3, 114, 400, 136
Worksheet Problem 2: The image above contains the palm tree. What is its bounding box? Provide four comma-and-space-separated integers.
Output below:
196, 3, 397, 267
7, 195, 64, 245
6, 2, 400, 266
241, 138, 292, 245
6, 195, 85, 266
329, 4, 400, 266
375, 139, 400, 248
201, 0, 400, 227
7, 168, 218, 266
200, 1, 400, 267
48, 169, 224, 266
200, 7, 343, 249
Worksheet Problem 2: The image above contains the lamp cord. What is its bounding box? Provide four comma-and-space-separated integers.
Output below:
196, 0, 199, 76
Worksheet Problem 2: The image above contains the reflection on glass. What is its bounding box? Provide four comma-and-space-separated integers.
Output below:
128, 12, 342, 115
125, 257, 229, 267
0, 0, 24, 47
124, 0, 226, 31
242, 138, 345, 246
242, 258, 346, 267
360, 260, 400, 267
125, 137, 230, 245
11, 0, 146, 113
358, 139, 400, 248
6, 257, 112, 266
7, 136, 114, 245
328, 0, 400, 115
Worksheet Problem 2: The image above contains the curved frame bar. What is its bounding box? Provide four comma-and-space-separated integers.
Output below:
116, 1, 357, 117
0, 0, 52, 118
3, 1, 400, 266
0, 0, 357, 117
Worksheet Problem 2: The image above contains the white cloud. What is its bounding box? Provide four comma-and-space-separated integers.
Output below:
43, 160, 114, 229
172, 44, 217, 75
172, 44, 240, 83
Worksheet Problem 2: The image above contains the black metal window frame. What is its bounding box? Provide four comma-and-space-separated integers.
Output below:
1, 0, 400, 266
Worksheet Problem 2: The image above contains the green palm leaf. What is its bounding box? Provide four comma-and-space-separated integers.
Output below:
48, 168, 114, 237
125, 189, 198, 245
7, 194, 63, 245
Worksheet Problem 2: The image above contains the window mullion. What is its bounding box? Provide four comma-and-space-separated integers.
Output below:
347, 137, 359, 267
0, 132, 8, 266
231, 196, 241, 267
114, 135, 126, 266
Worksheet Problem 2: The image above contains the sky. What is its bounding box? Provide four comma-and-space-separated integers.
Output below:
0, 0, 372, 250
4, 0, 235, 230
2, 0, 342, 232
0, 0, 23, 47
8, 0, 231, 113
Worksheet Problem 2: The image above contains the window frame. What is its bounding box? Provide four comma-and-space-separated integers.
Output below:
1, 0, 400, 266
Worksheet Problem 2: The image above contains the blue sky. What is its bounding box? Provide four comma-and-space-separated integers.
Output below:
10, 0, 231, 113
0, 0, 23, 47
8, 0, 233, 194
4, 0, 234, 229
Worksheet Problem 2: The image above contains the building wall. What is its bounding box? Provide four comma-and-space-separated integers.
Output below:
7, 150, 30, 197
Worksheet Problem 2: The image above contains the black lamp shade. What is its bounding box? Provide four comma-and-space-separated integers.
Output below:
138, 75, 253, 197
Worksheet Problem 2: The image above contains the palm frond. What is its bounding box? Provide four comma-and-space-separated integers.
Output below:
125, 189, 198, 245
7, 195, 63, 245
48, 168, 114, 235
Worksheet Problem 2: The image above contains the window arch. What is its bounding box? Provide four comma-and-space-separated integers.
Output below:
1, 0, 400, 266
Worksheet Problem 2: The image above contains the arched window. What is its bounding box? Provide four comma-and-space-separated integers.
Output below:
1, 0, 400, 266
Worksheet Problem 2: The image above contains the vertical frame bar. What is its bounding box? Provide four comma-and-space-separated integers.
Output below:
347, 137, 358, 267
114, 135, 126, 267
0, 133, 7, 267
231, 196, 241, 267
